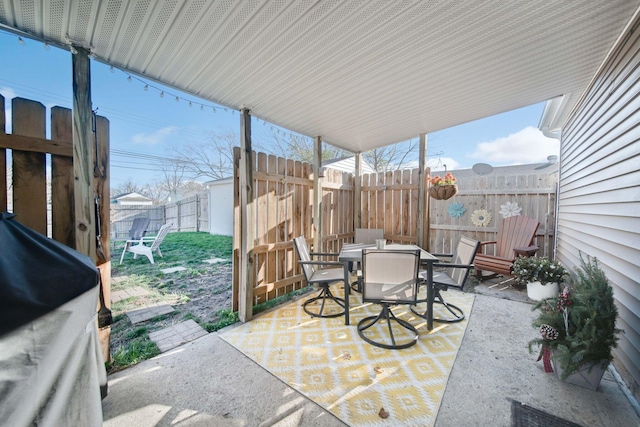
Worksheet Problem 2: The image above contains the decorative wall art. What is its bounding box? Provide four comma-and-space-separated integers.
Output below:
448, 202, 466, 218
471, 209, 492, 227
499, 201, 522, 218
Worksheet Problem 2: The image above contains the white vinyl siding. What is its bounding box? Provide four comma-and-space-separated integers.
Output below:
558, 20, 640, 393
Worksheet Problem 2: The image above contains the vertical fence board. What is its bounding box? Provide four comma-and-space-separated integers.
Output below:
12, 98, 47, 233
50, 107, 75, 246
0, 95, 6, 212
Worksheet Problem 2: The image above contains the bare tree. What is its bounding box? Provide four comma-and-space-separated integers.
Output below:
158, 159, 188, 195
165, 131, 237, 181
255, 128, 350, 162
363, 139, 418, 172
111, 179, 145, 197
141, 182, 168, 204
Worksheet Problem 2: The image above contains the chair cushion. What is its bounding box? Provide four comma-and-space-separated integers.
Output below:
420, 270, 459, 289
364, 282, 415, 303
308, 267, 344, 284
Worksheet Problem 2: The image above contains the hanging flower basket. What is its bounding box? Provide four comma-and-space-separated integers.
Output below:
428, 172, 458, 200
429, 184, 458, 200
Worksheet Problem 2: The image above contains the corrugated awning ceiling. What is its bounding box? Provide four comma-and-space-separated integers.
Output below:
1, 0, 638, 152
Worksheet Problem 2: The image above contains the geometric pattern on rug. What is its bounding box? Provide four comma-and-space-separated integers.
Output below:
220, 284, 474, 427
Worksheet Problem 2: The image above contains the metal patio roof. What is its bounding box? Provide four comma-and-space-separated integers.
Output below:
1, 0, 638, 152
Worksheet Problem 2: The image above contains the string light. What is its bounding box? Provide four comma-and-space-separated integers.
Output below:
109, 67, 305, 141
43, 42, 50, 50
17, 37, 25, 45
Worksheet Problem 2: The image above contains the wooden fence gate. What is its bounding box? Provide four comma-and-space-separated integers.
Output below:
0, 95, 111, 361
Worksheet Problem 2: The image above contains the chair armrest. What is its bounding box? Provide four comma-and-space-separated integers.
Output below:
298, 260, 344, 267
514, 245, 539, 257
433, 262, 473, 269
478, 241, 497, 247
431, 253, 453, 258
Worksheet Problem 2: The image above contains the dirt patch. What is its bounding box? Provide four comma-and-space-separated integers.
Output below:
109, 262, 233, 356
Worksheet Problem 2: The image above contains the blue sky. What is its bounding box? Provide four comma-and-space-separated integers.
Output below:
1, 31, 559, 187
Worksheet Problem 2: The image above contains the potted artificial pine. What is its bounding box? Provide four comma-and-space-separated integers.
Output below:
528, 255, 622, 390
513, 255, 567, 301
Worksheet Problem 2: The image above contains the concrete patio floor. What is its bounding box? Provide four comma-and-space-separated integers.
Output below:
102, 279, 640, 426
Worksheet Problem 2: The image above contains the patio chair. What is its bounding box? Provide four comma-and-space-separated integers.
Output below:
119, 223, 173, 264
351, 228, 384, 293
111, 217, 150, 249
413, 236, 480, 323
474, 215, 540, 279
128, 217, 151, 240
357, 249, 421, 349
293, 236, 346, 318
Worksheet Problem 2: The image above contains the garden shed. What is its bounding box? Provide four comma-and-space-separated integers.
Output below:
0, 0, 638, 401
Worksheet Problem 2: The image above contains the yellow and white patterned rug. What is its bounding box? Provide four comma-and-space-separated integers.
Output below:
220, 285, 474, 427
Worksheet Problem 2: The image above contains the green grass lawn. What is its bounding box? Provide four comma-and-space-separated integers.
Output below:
108, 232, 236, 372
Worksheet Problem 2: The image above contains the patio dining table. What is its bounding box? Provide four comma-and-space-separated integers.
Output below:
338, 243, 439, 329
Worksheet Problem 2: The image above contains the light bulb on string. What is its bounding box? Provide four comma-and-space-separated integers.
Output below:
17, 37, 25, 46
200, 105, 203, 111
213, 108, 216, 113
160, 91, 164, 98
175, 96, 179, 103
44, 42, 50, 51
127, 76, 132, 83
110, 66, 115, 73
143, 84, 149, 91
188, 101, 193, 107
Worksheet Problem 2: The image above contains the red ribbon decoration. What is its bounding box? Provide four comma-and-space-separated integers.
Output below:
537, 347, 554, 373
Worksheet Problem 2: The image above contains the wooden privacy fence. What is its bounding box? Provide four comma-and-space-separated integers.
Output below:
233, 149, 558, 312
427, 172, 557, 257
110, 192, 209, 239
233, 149, 354, 308
0, 95, 111, 359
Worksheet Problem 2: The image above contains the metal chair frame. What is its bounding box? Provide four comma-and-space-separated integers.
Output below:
293, 236, 346, 318
357, 249, 420, 349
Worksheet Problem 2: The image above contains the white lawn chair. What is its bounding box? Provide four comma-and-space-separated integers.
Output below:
119, 223, 173, 264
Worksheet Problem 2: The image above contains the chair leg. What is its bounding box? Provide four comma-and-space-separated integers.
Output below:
350, 276, 362, 293
433, 289, 465, 323
119, 243, 129, 264
357, 304, 418, 349
303, 286, 345, 318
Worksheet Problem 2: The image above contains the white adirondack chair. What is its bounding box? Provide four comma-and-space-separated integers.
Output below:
119, 223, 173, 264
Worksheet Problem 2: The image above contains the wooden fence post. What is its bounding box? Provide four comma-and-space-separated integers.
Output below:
313, 136, 322, 252
416, 133, 427, 249
239, 109, 254, 322
72, 47, 96, 260
354, 152, 362, 230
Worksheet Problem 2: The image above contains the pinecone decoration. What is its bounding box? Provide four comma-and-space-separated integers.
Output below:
540, 324, 559, 340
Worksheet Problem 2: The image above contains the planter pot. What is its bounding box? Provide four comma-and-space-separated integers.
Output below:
428, 184, 458, 200
552, 357, 608, 390
526, 281, 559, 301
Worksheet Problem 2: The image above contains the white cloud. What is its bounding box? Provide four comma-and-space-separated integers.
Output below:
469, 126, 559, 164
131, 126, 178, 146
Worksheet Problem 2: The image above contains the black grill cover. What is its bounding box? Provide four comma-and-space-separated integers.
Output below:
0, 212, 98, 337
